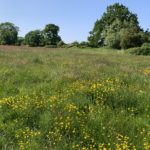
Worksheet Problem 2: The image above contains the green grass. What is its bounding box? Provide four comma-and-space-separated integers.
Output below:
0, 46, 150, 150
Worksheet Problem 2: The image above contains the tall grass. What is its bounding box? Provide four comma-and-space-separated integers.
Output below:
0, 46, 150, 150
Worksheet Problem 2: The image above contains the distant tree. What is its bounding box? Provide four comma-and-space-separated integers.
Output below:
0, 22, 19, 45
88, 3, 141, 48
25, 30, 44, 47
43, 24, 61, 46
71, 41, 79, 47
78, 41, 89, 48
16, 37, 24, 46
144, 29, 150, 43
57, 40, 65, 48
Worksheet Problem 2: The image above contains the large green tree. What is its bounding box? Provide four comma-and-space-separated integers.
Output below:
25, 30, 44, 47
88, 3, 142, 48
43, 24, 61, 46
0, 22, 19, 45
103, 19, 144, 49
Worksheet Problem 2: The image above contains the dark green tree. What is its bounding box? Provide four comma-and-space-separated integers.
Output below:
103, 19, 144, 49
78, 41, 89, 48
71, 41, 79, 47
0, 22, 19, 45
25, 30, 44, 47
16, 37, 25, 46
88, 3, 141, 48
119, 25, 144, 49
103, 19, 122, 49
43, 24, 61, 46
143, 29, 150, 44
57, 40, 65, 48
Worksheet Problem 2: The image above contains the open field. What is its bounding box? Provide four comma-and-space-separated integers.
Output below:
0, 46, 150, 150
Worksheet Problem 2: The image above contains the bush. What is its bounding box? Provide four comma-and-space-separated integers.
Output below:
104, 32, 121, 49
78, 42, 89, 48
65, 44, 77, 48
142, 42, 150, 47
15, 37, 24, 46
66, 41, 79, 48
127, 46, 150, 56
66, 41, 89, 49
25, 30, 44, 47
71, 41, 79, 47
119, 28, 143, 49
57, 41, 65, 48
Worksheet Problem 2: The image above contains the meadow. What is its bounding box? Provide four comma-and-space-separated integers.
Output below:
0, 46, 150, 150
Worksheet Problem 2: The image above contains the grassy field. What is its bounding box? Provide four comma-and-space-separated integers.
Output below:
0, 46, 150, 150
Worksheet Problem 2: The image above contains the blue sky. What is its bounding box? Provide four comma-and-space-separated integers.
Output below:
0, 0, 149, 43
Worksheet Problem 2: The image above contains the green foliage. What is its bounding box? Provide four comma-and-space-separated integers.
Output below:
142, 42, 150, 47
16, 37, 25, 46
24, 24, 62, 47
88, 3, 146, 49
43, 24, 61, 46
78, 42, 89, 48
0, 22, 19, 45
45, 45, 57, 48
127, 46, 150, 55
103, 20, 121, 49
25, 30, 44, 47
64, 41, 79, 48
57, 40, 65, 48
71, 41, 80, 47
104, 33, 120, 49
119, 26, 143, 49
103, 20, 145, 49
144, 29, 150, 43
66, 41, 89, 49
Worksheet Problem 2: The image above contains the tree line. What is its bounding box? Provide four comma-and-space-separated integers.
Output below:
0, 3, 149, 49
0, 23, 62, 47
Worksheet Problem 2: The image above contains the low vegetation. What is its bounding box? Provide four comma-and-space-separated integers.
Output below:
127, 46, 150, 56
0, 46, 150, 149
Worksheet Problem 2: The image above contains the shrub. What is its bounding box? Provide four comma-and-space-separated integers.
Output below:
119, 28, 143, 49
78, 42, 89, 48
127, 46, 150, 56
104, 32, 121, 49
71, 41, 79, 47
142, 42, 150, 47
66, 41, 80, 48
25, 30, 44, 47
15, 37, 24, 46
57, 41, 65, 48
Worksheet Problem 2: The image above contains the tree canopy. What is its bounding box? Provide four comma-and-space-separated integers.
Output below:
25, 24, 61, 47
25, 30, 44, 47
88, 3, 146, 49
43, 24, 61, 46
0, 22, 19, 45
